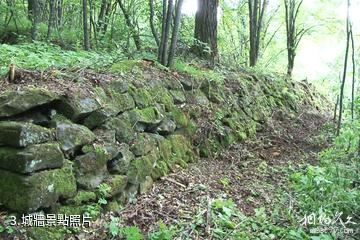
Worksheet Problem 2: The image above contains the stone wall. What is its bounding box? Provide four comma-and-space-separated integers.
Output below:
0, 66, 317, 214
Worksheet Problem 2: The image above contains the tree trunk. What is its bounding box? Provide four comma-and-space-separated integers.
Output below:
193, 0, 219, 62
83, 0, 90, 50
29, 0, 40, 40
47, 0, 55, 40
160, 0, 174, 65
167, 0, 184, 67
117, 0, 141, 51
149, 0, 160, 47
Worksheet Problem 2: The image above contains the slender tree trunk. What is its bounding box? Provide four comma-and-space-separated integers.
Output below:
57, 0, 62, 27
161, 0, 174, 65
47, 0, 55, 40
337, 0, 351, 136
167, 0, 184, 67
149, 0, 160, 46
158, 0, 168, 62
117, 0, 141, 51
29, 0, 40, 40
350, 26, 356, 121
193, 0, 219, 62
83, 0, 90, 50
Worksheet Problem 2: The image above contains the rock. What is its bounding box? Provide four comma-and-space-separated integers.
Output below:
0, 88, 59, 118
157, 118, 176, 135
55, 121, 95, 153
130, 88, 155, 109
186, 90, 209, 105
118, 183, 139, 204
0, 161, 77, 212
139, 176, 154, 194
178, 76, 202, 90
82, 107, 119, 129
92, 129, 116, 143
74, 146, 109, 190
105, 80, 129, 93
128, 107, 164, 131
0, 121, 53, 147
105, 175, 128, 197
66, 191, 97, 205
82, 143, 120, 161
151, 160, 170, 180
57, 96, 101, 122
0, 143, 65, 174
170, 90, 186, 104
111, 92, 135, 112
130, 133, 156, 156
167, 134, 195, 167
127, 151, 158, 184
150, 87, 175, 111
168, 107, 189, 128
108, 143, 135, 175
102, 115, 136, 143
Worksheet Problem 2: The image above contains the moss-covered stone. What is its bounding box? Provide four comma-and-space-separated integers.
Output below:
111, 92, 136, 112
67, 191, 97, 205
0, 161, 77, 212
130, 133, 156, 156
151, 160, 170, 180
127, 151, 158, 184
168, 107, 189, 128
57, 95, 101, 122
105, 175, 128, 197
108, 143, 135, 175
105, 200, 121, 212
128, 106, 164, 131
186, 90, 210, 105
82, 107, 119, 129
150, 87, 175, 111
74, 146, 109, 190
0, 88, 59, 118
102, 115, 136, 143
0, 121, 53, 147
110, 60, 141, 73
56, 121, 96, 152
156, 118, 176, 135
0, 143, 65, 174
139, 176, 154, 194
92, 129, 116, 143
26, 227, 66, 240
129, 88, 155, 109
169, 90, 186, 104
167, 134, 195, 167
105, 80, 129, 93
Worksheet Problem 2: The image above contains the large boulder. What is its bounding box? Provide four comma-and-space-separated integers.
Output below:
102, 115, 135, 143
55, 121, 95, 153
0, 88, 59, 118
0, 121, 53, 147
0, 143, 65, 174
0, 161, 77, 212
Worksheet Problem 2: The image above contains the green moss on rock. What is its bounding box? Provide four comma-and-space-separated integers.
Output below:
0, 143, 65, 174
0, 121, 53, 147
0, 161, 77, 212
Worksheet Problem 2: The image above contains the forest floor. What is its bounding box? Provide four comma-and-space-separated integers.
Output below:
71, 105, 332, 240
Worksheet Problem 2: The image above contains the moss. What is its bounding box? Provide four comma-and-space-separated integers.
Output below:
128, 107, 164, 131
69, 191, 97, 205
103, 115, 136, 143
26, 226, 66, 240
127, 151, 157, 184
150, 87, 175, 111
0, 161, 76, 212
0, 88, 59, 118
151, 160, 170, 180
110, 60, 142, 73
130, 133, 156, 156
129, 87, 155, 109
167, 134, 195, 167
105, 175, 128, 197
169, 107, 189, 128
58, 205, 85, 216
105, 200, 121, 212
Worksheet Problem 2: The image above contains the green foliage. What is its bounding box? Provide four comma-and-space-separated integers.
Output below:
107, 216, 121, 237
0, 42, 117, 76
148, 221, 177, 240
122, 226, 144, 240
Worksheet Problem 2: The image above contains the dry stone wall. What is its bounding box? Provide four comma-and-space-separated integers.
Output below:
0, 69, 316, 215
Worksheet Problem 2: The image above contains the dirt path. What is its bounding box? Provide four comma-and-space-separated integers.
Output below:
117, 106, 331, 236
